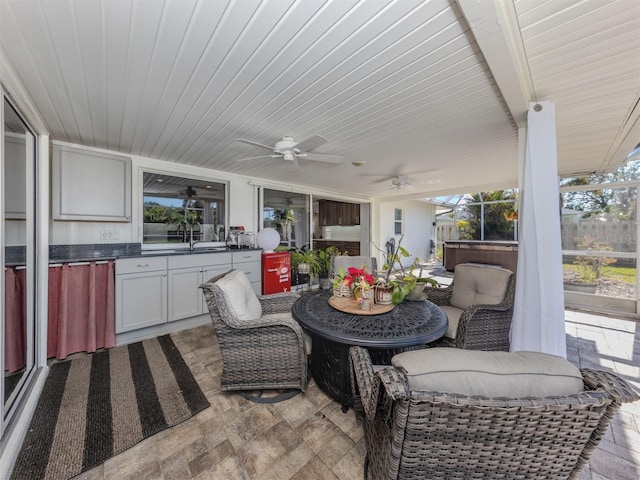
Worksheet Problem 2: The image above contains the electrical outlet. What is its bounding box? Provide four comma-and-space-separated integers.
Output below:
100, 229, 119, 240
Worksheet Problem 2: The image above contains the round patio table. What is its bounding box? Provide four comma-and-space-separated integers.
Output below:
292, 290, 448, 411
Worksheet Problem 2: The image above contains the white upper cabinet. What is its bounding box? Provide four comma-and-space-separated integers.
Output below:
52, 144, 131, 221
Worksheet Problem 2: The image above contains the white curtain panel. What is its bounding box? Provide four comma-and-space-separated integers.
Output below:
511, 101, 567, 357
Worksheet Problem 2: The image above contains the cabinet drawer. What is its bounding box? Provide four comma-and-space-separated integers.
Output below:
167, 252, 231, 270
116, 256, 167, 275
235, 262, 261, 283
232, 250, 261, 264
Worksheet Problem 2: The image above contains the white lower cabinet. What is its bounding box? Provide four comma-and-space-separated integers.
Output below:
116, 251, 256, 334
231, 250, 262, 294
116, 257, 168, 333
168, 253, 232, 321
168, 266, 205, 321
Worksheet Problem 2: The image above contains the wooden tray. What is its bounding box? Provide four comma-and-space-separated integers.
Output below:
328, 295, 395, 315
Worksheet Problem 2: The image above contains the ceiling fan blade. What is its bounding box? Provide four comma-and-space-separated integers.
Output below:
235, 138, 274, 151
234, 154, 280, 162
292, 135, 328, 152
359, 174, 394, 184
298, 152, 343, 164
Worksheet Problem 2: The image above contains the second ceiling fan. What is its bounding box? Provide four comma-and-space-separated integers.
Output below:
234, 135, 343, 170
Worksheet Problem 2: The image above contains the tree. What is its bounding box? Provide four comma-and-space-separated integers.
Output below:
457, 190, 516, 241
560, 160, 640, 219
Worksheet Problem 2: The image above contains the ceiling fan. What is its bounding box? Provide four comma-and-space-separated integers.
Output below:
389, 175, 416, 190
179, 186, 198, 197
234, 135, 343, 170
364, 168, 440, 191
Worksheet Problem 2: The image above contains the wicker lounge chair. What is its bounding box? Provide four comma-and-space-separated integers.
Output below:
349, 345, 639, 480
425, 262, 515, 350
200, 269, 309, 402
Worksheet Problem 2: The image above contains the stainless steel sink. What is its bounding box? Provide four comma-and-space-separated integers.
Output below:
140, 247, 229, 256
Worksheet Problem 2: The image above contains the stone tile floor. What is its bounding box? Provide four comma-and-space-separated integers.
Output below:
73, 309, 639, 480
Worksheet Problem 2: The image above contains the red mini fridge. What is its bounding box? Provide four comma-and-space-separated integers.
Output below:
262, 252, 291, 294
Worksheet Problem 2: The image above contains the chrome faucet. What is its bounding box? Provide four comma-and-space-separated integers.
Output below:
189, 222, 202, 252
176, 222, 187, 242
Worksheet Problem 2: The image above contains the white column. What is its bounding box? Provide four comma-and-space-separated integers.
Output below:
511, 101, 566, 357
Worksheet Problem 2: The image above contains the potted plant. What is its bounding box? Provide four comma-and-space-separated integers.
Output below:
563, 235, 616, 294
291, 249, 320, 277
316, 245, 341, 290
332, 267, 352, 297
373, 235, 438, 304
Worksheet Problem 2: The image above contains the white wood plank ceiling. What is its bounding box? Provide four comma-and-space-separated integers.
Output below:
1, 0, 638, 199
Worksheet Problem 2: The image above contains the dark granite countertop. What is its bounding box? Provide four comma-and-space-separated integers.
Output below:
5, 243, 261, 267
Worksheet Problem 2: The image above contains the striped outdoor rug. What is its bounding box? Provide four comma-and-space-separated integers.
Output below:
11, 334, 210, 480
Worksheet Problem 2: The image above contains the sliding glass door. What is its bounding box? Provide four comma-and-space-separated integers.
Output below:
1, 93, 37, 431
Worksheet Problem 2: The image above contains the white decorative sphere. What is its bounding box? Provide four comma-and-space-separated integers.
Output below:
256, 228, 280, 252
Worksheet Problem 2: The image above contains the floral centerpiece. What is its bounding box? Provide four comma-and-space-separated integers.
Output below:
332, 266, 376, 299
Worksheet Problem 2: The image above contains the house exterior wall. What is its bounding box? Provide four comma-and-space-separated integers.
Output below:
377, 200, 436, 270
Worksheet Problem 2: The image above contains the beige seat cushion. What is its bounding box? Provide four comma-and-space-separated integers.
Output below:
450, 263, 512, 310
215, 269, 262, 321
440, 305, 463, 339
391, 348, 584, 398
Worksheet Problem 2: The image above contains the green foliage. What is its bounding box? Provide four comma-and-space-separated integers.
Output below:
315, 245, 341, 277
371, 235, 438, 303
332, 267, 347, 289
575, 265, 597, 283
560, 160, 639, 219
290, 249, 321, 278
143, 201, 186, 224
458, 190, 516, 241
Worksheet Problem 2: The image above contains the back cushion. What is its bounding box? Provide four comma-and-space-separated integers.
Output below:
332, 256, 376, 276
214, 269, 262, 321
392, 348, 584, 398
450, 263, 512, 309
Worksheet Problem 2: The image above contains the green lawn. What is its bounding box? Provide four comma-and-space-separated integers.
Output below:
600, 265, 636, 283
564, 264, 636, 284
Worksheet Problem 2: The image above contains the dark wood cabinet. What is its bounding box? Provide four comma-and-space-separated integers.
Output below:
314, 240, 360, 256
319, 200, 360, 226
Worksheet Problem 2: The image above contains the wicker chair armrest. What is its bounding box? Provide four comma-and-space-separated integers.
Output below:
424, 284, 454, 306
349, 346, 376, 418
581, 369, 640, 403
455, 302, 514, 351
229, 312, 302, 333
258, 291, 300, 314
377, 368, 410, 401
371, 368, 409, 423
464, 301, 513, 315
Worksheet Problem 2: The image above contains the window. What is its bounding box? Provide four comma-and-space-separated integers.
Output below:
142, 172, 226, 247
394, 208, 403, 235
262, 189, 310, 250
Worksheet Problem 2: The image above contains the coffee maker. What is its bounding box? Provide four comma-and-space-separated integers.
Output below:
225, 226, 245, 249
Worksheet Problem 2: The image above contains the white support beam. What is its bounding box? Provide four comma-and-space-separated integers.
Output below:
456, 0, 534, 128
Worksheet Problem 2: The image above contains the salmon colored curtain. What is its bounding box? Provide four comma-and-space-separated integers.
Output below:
4, 267, 27, 373
47, 260, 116, 360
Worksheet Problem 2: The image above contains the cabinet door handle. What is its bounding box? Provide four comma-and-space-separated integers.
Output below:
163, 272, 167, 277
136, 264, 149, 268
